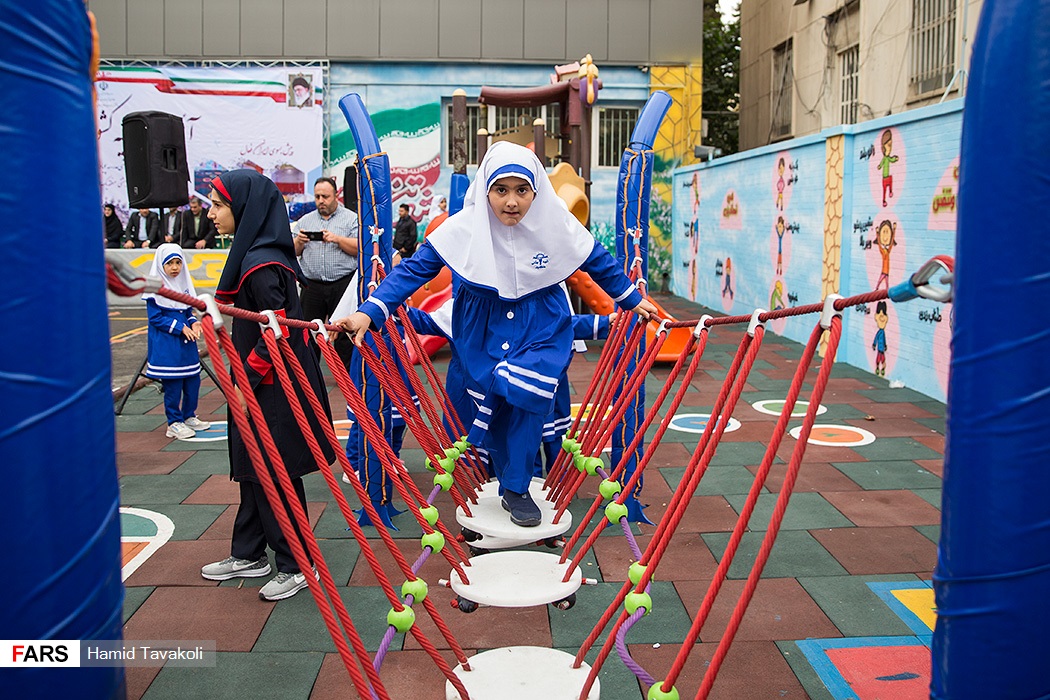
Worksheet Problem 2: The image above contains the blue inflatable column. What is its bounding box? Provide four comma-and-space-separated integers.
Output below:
931, 1, 1050, 697
0, 3, 124, 697
338, 95, 403, 527
612, 92, 671, 522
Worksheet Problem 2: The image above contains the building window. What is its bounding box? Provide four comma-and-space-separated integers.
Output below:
445, 103, 485, 166
771, 39, 793, 139
839, 44, 860, 125
596, 106, 640, 167
445, 103, 562, 166
910, 0, 957, 95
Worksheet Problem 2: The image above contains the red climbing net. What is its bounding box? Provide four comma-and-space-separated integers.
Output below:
106, 250, 952, 700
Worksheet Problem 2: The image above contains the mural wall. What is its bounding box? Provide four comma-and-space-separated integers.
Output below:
672, 102, 962, 401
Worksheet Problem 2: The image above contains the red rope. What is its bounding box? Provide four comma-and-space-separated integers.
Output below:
549, 321, 647, 505
380, 317, 482, 502
661, 320, 824, 692
396, 306, 488, 485
263, 332, 471, 698
543, 309, 635, 490
199, 321, 387, 700
283, 334, 473, 679
349, 340, 474, 581
359, 337, 476, 519
696, 317, 844, 699
559, 327, 707, 574
575, 327, 766, 698
550, 329, 667, 519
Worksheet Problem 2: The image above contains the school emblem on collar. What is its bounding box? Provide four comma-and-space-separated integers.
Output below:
531, 253, 550, 269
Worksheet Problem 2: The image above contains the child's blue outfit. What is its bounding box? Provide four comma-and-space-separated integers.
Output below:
356, 143, 642, 514
143, 244, 202, 427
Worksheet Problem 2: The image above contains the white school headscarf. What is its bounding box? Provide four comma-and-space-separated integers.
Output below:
427, 141, 595, 300
142, 243, 197, 310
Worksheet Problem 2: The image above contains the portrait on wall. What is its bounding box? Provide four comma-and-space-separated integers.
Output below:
288, 73, 313, 109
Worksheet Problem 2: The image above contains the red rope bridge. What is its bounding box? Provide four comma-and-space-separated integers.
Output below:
106, 252, 952, 699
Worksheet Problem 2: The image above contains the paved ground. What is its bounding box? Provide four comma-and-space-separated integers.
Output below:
111, 292, 944, 699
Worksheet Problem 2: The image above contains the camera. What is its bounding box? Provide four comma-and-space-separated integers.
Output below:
301, 230, 325, 241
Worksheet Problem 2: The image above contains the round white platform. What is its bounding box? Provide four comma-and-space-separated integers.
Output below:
449, 550, 582, 607
446, 646, 599, 700
457, 479, 571, 546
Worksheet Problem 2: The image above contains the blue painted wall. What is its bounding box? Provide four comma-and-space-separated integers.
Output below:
673, 102, 962, 401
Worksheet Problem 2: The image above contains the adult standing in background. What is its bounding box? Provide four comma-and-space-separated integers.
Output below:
123, 208, 161, 249
293, 176, 359, 368
393, 203, 418, 258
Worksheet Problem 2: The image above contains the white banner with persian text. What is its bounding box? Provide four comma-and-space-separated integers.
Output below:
96, 64, 324, 218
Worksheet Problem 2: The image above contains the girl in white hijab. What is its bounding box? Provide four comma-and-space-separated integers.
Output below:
142, 243, 209, 440
337, 142, 656, 526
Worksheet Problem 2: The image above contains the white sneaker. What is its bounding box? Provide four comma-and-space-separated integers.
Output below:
201, 555, 271, 581
341, 471, 357, 484
184, 416, 211, 430
259, 571, 309, 601
165, 421, 196, 440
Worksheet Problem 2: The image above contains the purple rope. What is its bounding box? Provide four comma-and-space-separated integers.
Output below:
619, 516, 644, 561
615, 606, 656, 686
373, 501, 439, 673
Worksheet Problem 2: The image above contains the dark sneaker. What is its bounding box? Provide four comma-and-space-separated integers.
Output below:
501, 489, 542, 527
201, 555, 270, 581
259, 571, 309, 601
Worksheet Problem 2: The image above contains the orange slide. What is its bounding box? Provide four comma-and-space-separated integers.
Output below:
566, 271, 694, 362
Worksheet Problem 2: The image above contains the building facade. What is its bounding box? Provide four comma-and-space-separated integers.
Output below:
88, 0, 704, 279
738, 0, 981, 150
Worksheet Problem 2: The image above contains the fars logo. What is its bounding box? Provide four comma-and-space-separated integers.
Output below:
1, 641, 80, 667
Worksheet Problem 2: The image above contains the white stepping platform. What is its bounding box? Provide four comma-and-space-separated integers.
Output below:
456, 478, 572, 548
446, 646, 599, 700
449, 550, 581, 607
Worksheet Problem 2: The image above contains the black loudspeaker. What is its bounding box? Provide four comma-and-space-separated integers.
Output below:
122, 111, 190, 209
343, 164, 359, 213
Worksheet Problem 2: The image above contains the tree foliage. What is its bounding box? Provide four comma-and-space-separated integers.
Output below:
703, 1, 740, 156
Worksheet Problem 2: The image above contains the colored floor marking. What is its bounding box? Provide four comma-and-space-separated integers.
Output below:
119, 507, 174, 581
121, 541, 149, 566
110, 324, 148, 344
751, 398, 827, 417
668, 412, 741, 434
796, 636, 930, 700
789, 423, 876, 446
333, 419, 354, 441
868, 580, 936, 635
183, 420, 229, 442
570, 403, 612, 421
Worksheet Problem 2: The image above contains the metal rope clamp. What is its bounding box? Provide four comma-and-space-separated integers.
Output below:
198, 293, 225, 331
259, 309, 284, 340
889, 256, 954, 303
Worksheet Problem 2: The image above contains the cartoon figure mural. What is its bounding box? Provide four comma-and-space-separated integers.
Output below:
722, 256, 734, 299
776, 157, 786, 211
775, 215, 786, 275
688, 172, 700, 298
878, 129, 899, 207
770, 279, 785, 311
872, 300, 889, 376
875, 219, 897, 289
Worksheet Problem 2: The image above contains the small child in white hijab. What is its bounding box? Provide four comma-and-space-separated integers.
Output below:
142, 244, 210, 440
336, 142, 657, 527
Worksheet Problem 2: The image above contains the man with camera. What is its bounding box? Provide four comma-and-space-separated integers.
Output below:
294, 176, 359, 368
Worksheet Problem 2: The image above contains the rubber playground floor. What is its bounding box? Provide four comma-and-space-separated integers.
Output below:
112, 291, 945, 700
